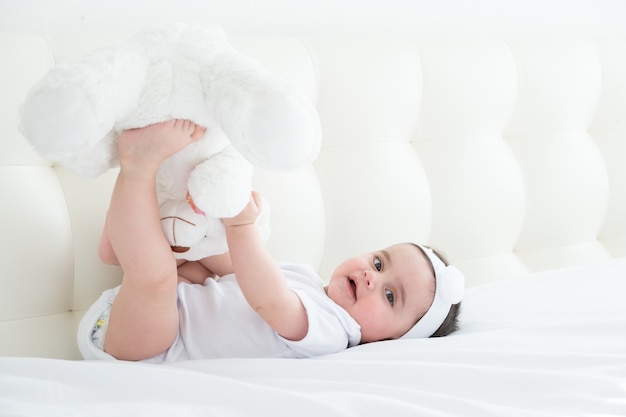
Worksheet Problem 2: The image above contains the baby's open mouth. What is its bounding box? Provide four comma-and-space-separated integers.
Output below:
348, 278, 357, 300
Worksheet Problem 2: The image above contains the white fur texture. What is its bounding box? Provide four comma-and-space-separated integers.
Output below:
19, 24, 321, 259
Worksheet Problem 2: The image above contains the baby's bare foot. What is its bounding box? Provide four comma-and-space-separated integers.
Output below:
118, 120, 207, 172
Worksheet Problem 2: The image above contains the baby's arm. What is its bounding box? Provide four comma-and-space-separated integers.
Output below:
223, 192, 308, 341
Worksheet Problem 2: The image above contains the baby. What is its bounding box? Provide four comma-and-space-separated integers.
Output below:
78, 120, 464, 362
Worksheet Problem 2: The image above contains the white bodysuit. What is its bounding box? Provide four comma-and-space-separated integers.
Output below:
78, 263, 361, 362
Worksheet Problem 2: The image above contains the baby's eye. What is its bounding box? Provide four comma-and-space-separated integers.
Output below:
385, 289, 395, 306
373, 257, 382, 271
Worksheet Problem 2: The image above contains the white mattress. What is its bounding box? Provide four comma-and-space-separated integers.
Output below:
2, 258, 625, 416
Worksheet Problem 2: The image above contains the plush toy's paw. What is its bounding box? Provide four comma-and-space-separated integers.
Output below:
187, 146, 254, 218
200, 40, 321, 171
20, 47, 147, 162
21, 83, 105, 160
180, 195, 271, 261
234, 91, 322, 171
160, 199, 212, 253
56, 131, 119, 177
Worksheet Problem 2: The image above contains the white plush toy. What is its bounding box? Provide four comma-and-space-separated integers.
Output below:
19, 24, 321, 260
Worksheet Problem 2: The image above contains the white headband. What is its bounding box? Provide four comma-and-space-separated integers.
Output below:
401, 245, 465, 339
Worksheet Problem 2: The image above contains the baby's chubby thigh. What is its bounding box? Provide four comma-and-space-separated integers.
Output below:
102, 276, 180, 361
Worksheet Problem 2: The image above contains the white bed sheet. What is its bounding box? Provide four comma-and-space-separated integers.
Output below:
2, 258, 625, 417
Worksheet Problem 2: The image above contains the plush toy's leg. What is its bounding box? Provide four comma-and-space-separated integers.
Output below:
180, 194, 271, 262
187, 145, 254, 218
56, 130, 119, 177
20, 47, 148, 161
201, 52, 321, 171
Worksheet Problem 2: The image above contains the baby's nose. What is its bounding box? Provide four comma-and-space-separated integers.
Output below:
363, 269, 378, 289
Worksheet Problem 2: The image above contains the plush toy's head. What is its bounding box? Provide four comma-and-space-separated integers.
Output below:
19, 24, 321, 260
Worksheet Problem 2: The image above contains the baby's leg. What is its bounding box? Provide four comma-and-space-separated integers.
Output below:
105, 273, 179, 361
177, 251, 234, 284
177, 260, 216, 284
102, 121, 204, 361
98, 213, 118, 265
198, 252, 234, 278
98, 209, 178, 359
103, 169, 180, 360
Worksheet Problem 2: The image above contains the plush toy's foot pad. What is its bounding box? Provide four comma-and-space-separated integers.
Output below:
236, 93, 321, 170
21, 85, 103, 158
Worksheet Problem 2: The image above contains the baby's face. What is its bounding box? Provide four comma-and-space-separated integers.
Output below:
326, 243, 435, 343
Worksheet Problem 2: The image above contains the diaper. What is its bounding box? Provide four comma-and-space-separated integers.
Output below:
91, 304, 110, 350
77, 286, 120, 361
77, 285, 174, 363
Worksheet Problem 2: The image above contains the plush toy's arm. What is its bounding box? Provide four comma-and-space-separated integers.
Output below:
187, 145, 254, 218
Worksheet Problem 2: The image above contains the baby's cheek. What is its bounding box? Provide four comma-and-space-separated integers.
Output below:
354, 306, 390, 342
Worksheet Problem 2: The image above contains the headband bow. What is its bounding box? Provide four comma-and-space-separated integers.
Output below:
401, 245, 464, 339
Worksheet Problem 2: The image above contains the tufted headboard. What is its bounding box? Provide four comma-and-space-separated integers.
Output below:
1, 29, 625, 359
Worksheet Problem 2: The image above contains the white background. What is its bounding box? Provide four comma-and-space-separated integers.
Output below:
1, 0, 625, 34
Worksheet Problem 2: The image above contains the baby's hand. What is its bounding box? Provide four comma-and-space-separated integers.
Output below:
118, 120, 206, 173
222, 192, 262, 227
